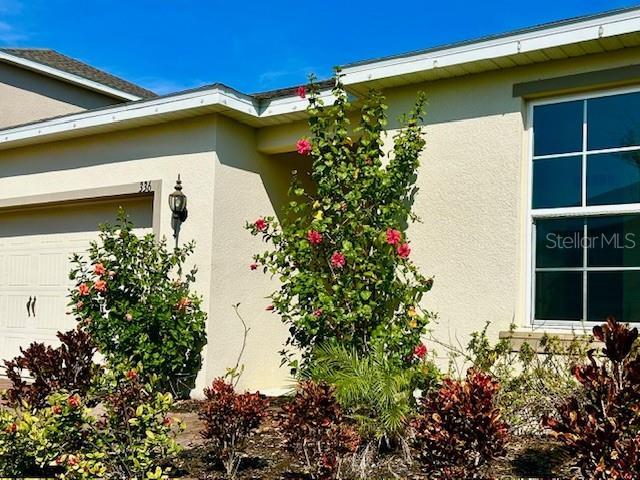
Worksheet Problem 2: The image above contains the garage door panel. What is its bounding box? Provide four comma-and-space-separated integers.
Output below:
7, 254, 32, 286
37, 252, 71, 287
6, 293, 30, 327
0, 196, 153, 365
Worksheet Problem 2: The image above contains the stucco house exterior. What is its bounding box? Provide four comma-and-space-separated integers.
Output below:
2, 6, 640, 395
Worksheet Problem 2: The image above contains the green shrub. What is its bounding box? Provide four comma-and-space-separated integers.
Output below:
74, 365, 182, 480
0, 366, 182, 480
69, 210, 207, 398
445, 322, 589, 434
306, 341, 437, 447
0, 391, 95, 477
248, 74, 433, 369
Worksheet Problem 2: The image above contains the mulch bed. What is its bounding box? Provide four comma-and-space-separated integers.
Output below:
170, 400, 576, 480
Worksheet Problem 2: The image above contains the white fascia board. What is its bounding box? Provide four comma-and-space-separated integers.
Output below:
0, 87, 340, 146
259, 89, 339, 117
0, 86, 259, 144
341, 8, 640, 85
0, 51, 143, 101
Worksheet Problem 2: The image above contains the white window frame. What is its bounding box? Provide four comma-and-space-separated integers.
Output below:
526, 84, 640, 329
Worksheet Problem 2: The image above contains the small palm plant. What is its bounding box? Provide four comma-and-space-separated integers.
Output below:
306, 342, 432, 449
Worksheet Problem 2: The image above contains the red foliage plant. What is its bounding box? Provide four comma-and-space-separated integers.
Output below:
279, 381, 360, 480
544, 317, 640, 480
199, 378, 269, 478
3, 328, 101, 408
411, 368, 509, 479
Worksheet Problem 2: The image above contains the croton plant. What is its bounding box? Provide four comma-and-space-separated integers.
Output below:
544, 317, 640, 480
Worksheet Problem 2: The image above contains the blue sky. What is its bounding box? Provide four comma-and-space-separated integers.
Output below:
0, 0, 637, 95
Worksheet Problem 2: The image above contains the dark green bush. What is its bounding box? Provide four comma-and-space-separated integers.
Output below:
69, 210, 207, 398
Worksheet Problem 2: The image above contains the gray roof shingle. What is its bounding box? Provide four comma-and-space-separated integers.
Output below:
0, 48, 157, 99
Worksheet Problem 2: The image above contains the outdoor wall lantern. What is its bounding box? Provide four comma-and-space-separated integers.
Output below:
168, 174, 188, 246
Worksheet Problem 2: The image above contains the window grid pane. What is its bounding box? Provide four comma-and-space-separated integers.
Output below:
532, 90, 640, 324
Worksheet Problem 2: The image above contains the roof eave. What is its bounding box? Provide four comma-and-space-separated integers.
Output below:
0, 50, 144, 101
340, 6, 640, 86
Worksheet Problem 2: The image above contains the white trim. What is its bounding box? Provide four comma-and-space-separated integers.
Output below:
0, 86, 337, 146
0, 51, 143, 101
528, 83, 640, 327
340, 7, 640, 85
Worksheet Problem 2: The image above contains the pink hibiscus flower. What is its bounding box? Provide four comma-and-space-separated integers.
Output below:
94, 280, 107, 293
296, 138, 312, 155
386, 228, 401, 245
331, 251, 346, 268
254, 217, 267, 232
307, 230, 323, 245
413, 342, 428, 359
296, 86, 306, 98
396, 243, 411, 258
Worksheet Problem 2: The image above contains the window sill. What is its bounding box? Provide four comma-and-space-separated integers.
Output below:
498, 329, 599, 353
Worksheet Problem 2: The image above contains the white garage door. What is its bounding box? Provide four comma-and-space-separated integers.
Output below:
0, 196, 153, 362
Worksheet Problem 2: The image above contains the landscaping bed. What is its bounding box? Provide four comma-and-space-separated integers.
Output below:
170, 400, 574, 480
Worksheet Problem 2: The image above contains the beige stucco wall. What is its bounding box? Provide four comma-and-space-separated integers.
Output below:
2, 45, 640, 392
0, 62, 121, 129
0, 116, 219, 395
206, 115, 310, 392
256, 46, 640, 358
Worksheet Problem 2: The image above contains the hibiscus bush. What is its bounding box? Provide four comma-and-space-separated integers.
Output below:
248, 73, 433, 367
69, 210, 207, 397
544, 317, 640, 480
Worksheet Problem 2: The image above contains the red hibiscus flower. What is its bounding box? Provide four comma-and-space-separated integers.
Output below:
163, 416, 174, 427
250, 262, 258, 270
67, 394, 81, 408
254, 217, 267, 232
396, 243, 411, 258
5, 423, 17, 433
93, 263, 106, 276
386, 228, 401, 245
331, 251, 346, 268
413, 343, 428, 359
126, 369, 138, 380
296, 138, 312, 156
66, 455, 79, 467
313, 309, 323, 318
307, 230, 323, 245
78, 283, 90, 296
296, 86, 306, 98
265, 304, 275, 311
94, 280, 107, 293
51, 405, 62, 415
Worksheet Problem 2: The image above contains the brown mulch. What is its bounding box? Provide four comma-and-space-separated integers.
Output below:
170, 400, 576, 480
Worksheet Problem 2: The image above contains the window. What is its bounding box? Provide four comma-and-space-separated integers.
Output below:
530, 89, 640, 325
